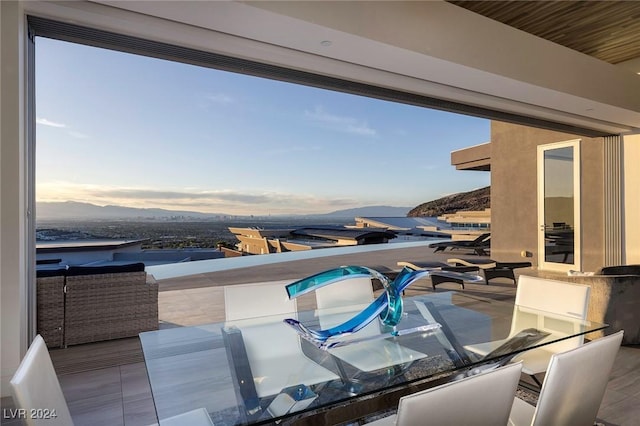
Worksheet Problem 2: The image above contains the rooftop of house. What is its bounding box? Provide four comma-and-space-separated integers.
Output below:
36, 239, 148, 253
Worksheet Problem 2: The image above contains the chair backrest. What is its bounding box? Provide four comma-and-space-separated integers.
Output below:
315, 276, 374, 310
9, 335, 74, 426
515, 275, 590, 318
224, 281, 299, 379
512, 276, 590, 352
224, 280, 297, 322
395, 362, 522, 426
531, 331, 623, 426
472, 232, 491, 244
315, 276, 376, 337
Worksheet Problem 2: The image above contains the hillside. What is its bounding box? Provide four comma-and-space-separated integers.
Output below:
407, 186, 490, 217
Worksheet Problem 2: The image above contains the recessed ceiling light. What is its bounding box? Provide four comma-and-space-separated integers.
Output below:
320, 40, 332, 47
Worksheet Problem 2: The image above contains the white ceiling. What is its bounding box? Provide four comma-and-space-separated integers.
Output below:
29, 1, 640, 134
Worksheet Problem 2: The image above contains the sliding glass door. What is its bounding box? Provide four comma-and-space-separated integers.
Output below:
537, 140, 581, 272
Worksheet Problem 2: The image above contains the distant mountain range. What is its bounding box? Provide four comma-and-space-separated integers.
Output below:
36, 201, 411, 221
37, 188, 486, 221
36, 201, 224, 220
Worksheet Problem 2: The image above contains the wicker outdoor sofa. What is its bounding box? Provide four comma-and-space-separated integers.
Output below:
36, 263, 159, 348
36, 268, 67, 348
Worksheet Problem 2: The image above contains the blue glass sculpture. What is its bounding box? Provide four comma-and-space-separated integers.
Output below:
284, 265, 481, 348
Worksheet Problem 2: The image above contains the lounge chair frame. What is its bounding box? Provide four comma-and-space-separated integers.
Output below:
447, 258, 532, 284
428, 233, 491, 256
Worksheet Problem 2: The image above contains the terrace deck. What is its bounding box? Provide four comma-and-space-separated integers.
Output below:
2, 247, 639, 425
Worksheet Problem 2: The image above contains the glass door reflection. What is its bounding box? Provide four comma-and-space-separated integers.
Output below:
538, 141, 580, 271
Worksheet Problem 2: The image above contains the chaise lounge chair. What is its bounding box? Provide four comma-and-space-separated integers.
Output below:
447, 258, 532, 285
428, 233, 491, 256
396, 261, 481, 290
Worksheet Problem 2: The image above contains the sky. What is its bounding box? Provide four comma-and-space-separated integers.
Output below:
35, 37, 490, 216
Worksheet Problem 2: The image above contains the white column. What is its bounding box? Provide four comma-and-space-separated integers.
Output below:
1, 0, 29, 397
604, 135, 623, 266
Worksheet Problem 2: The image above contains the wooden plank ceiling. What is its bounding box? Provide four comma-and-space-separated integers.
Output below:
448, 1, 640, 64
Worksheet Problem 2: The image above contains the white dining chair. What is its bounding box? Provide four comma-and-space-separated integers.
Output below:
367, 361, 523, 426
9, 335, 74, 426
315, 276, 427, 372
10, 335, 215, 426
509, 330, 623, 426
224, 281, 339, 398
224, 280, 298, 322
465, 275, 590, 386
315, 275, 376, 311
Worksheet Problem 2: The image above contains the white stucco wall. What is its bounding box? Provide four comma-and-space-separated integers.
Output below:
624, 133, 640, 264
1, 0, 28, 397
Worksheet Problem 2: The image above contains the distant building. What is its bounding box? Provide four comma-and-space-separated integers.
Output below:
354, 216, 489, 241
437, 209, 491, 231
229, 225, 396, 255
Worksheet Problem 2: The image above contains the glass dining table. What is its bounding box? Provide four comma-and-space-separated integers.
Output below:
139, 291, 607, 426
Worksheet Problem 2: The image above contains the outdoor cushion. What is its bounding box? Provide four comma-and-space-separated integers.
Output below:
66, 262, 145, 276
36, 268, 68, 278
599, 265, 640, 276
